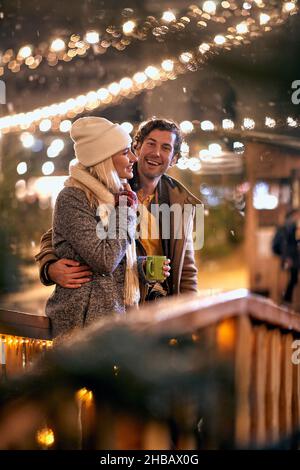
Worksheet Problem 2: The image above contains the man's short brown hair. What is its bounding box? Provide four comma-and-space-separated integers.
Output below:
133, 117, 182, 157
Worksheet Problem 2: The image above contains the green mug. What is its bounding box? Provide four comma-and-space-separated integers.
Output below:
145, 255, 166, 282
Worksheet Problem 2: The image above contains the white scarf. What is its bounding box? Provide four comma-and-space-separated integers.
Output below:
65, 164, 140, 307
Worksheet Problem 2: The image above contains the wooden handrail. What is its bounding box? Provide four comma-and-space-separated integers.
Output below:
1, 290, 300, 450
129, 288, 300, 333
0, 308, 51, 339
1, 289, 299, 340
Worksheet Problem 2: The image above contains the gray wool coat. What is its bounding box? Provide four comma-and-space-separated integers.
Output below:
45, 186, 136, 338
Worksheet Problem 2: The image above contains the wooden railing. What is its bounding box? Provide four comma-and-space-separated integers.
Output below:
0, 309, 52, 380
134, 289, 300, 448
1, 289, 300, 449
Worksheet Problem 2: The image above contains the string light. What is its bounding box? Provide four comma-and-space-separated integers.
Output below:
0, 334, 53, 348
18, 45, 32, 59
47, 138, 64, 158
243, 117, 256, 130
199, 149, 212, 161
214, 35, 226, 45
253, 0, 265, 7
107, 82, 120, 96
15, 180, 27, 200
97, 88, 110, 100
20, 111, 300, 146
187, 157, 202, 172
180, 120, 194, 133
161, 59, 174, 72
120, 122, 134, 133
201, 120, 215, 131
0, 5, 296, 134
283, 2, 297, 13
20, 132, 35, 148
85, 31, 100, 44
287, 116, 298, 127
222, 119, 235, 130
17, 162, 27, 175
180, 52, 193, 63
76, 388, 93, 403
208, 143, 222, 157
42, 161, 55, 175
180, 141, 190, 156
133, 71, 147, 84
39, 119, 52, 132
236, 22, 249, 34
198, 43, 210, 54
36, 428, 55, 448
50, 38, 65, 52
1, 1, 287, 77
123, 20, 136, 34
203, 1, 217, 15
162, 11, 176, 22
233, 141, 245, 153
265, 117, 276, 128
59, 120, 72, 132
145, 65, 160, 79
260, 13, 271, 25
119, 77, 133, 91
177, 157, 189, 170
169, 338, 178, 346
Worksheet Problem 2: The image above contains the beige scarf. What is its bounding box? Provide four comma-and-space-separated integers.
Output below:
65, 163, 140, 307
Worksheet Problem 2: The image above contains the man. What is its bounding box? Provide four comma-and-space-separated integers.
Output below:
35, 118, 202, 302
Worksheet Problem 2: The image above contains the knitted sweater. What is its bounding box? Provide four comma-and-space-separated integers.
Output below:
45, 186, 136, 338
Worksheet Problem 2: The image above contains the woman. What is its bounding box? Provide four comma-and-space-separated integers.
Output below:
46, 116, 141, 338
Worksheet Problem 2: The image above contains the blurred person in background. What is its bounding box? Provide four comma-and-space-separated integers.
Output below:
272, 208, 300, 307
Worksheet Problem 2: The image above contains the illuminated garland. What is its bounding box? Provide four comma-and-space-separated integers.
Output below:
12, 113, 297, 179
178, 116, 299, 133
0, 1, 240, 76
0, 2, 297, 134
0, 1, 294, 77
27, 115, 300, 140
0, 2, 233, 76
0, 334, 52, 348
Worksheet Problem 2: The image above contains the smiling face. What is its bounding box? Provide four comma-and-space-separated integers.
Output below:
112, 147, 138, 179
135, 129, 178, 179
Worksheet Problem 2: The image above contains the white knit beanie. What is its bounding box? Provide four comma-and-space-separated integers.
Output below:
70, 116, 132, 167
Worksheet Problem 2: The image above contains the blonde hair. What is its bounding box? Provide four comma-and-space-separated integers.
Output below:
68, 158, 123, 208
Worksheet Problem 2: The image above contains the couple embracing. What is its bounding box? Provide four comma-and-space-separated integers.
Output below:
35, 117, 202, 338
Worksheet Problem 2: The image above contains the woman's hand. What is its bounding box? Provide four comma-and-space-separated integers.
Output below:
163, 259, 171, 279
122, 183, 138, 209
115, 184, 138, 210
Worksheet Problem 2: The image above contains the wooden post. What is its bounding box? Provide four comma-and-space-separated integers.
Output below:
252, 325, 268, 446
266, 328, 281, 443
292, 346, 300, 431
235, 315, 253, 447
280, 333, 293, 437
